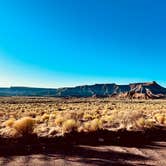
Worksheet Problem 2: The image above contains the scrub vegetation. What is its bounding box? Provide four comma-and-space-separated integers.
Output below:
0, 97, 166, 138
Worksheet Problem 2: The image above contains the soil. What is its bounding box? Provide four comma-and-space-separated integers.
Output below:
0, 129, 165, 166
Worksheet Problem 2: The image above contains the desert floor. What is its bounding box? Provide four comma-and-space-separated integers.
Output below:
0, 140, 166, 166
0, 97, 165, 165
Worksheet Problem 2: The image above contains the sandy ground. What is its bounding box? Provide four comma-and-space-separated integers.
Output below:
0, 97, 165, 166
0, 140, 165, 166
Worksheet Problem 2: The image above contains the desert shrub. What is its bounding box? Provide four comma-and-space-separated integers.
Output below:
135, 117, 156, 130
135, 117, 145, 128
49, 113, 56, 120
83, 113, 93, 120
2, 118, 16, 127
76, 111, 84, 120
27, 111, 36, 118
145, 119, 155, 128
118, 110, 144, 127
55, 116, 65, 126
63, 111, 78, 119
1, 98, 166, 137
84, 119, 103, 132
62, 119, 77, 133
12, 117, 35, 135
1, 127, 22, 138
42, 113, 50, 121
154, 113, 165, 124
102, 115, 115, 123
35, 115, 43, 123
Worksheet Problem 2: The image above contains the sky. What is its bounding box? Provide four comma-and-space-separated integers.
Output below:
0, 0, 166, 88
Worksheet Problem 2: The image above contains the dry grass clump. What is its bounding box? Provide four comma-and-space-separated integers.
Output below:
35, 115, 43, 123
0, 97, 166, 138
154, 113, 165, 124
145, 118, 156, 128
55, 116, 65, 126
62, 119, 78, 133
42, 113, 50, 121
49, 113, 56, 120
83, 113, 94, 120
135, 117, 155, 129
12, 117, 35, 135
0, 127, 22, 138
83, 119, 103, 132
102, 115, 115, 123
2, 118, 16, 127
135, 117, 146, 128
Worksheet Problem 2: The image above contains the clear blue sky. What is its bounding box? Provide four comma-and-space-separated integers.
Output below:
0, 0, 166, 88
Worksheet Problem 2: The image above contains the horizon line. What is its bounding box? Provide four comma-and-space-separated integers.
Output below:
0, 81, 165, 89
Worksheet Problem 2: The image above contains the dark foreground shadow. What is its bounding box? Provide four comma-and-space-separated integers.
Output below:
0, 127, 165, 166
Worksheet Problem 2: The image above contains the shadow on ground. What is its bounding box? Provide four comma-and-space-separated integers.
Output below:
0, 127, 165, 166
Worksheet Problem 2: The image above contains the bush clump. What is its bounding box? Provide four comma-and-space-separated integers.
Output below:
3, 118, 16, 127
12, 117, 35, 135
55, 115, 65, 126
84, 119, 103, 132
62, 119, 77, 133
154, 113, 165, 124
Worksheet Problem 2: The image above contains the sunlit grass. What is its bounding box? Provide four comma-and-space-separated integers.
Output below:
0, 97, 166, 138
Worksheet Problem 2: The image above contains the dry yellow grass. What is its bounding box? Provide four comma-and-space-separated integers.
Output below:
0, 97, 166, 138
12, 117, 35, 135
154, 113, 165, 124
62, 119, 77, 133
55, 116, 65, 126
84, 119, 103, 132
2, 118, 15, 127
42, 113, 50, 121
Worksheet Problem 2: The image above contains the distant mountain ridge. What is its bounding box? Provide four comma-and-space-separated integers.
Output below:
0, 81, 166, 98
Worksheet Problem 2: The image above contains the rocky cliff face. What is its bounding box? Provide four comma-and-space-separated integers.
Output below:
0, 81, 165, 98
